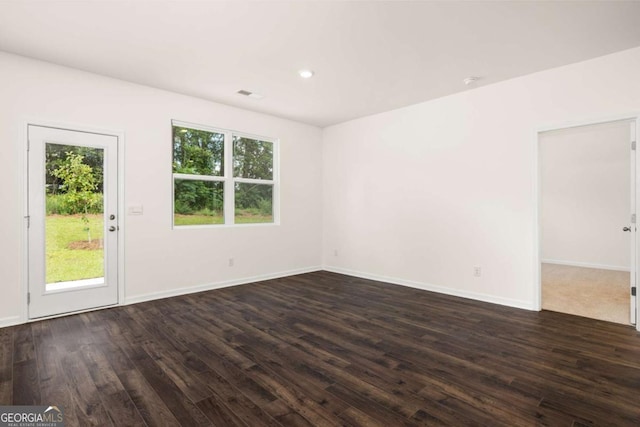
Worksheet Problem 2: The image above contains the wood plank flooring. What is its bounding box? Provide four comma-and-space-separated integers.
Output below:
2, 271, 640, 426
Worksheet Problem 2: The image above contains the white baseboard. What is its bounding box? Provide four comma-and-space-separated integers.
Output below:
3, 264, 535, 329
0, 315, 22, 328
124, 266, 323, 306
323, 265, 535, 311
541, 259, 630, 272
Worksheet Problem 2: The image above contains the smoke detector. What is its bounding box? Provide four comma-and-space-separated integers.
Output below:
463, 76, 480, 86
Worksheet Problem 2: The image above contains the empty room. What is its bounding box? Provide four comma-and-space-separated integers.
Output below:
1, 1, 640, 426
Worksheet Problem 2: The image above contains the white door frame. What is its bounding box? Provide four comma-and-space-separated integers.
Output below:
533, 113, 640, 331
22, 120, 125, 323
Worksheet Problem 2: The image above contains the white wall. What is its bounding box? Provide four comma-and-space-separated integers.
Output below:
0, 52, 323, 326
540, 120, 631, 271
323, 46, 640, 309
2, 46, 640, 326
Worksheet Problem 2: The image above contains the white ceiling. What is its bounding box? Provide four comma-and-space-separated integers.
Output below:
1, 1, 640, 127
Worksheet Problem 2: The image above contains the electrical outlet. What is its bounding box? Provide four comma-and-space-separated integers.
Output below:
229, 258, 234, 267
474, 266, 481, 277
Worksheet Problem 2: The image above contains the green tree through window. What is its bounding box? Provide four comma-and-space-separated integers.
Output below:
172, 122, 276, 226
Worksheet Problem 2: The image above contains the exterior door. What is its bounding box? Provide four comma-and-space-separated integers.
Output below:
631, 121, 637, 325
28, 125, 119, 319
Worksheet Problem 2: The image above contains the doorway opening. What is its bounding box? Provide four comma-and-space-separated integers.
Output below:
538, 118, 637, 325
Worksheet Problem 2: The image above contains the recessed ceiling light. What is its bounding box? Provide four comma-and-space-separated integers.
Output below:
298, 69, 314, 79
237, 89, 264, 100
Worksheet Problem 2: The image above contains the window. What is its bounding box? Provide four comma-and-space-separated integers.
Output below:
172, 121, 277, 226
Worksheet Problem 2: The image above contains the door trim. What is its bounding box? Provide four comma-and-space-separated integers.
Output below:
533, 113, 640, 331
22, 119, 126, 324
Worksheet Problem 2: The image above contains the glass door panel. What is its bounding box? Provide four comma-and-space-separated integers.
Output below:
44, 144, 106, 291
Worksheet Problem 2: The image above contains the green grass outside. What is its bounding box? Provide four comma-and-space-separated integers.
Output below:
174, 211, 273, 226
174, 214, 224, 226
46, 214, 104, 283
236, 214, 273, 224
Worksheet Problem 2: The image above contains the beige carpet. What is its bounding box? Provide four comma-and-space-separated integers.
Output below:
542, 263, 631, 325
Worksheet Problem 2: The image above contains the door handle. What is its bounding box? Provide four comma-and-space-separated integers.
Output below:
109, 226, 117, 232
623, 226, 632, 232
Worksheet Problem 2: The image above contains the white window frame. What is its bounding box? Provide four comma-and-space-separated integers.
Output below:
172, 120, 279, 228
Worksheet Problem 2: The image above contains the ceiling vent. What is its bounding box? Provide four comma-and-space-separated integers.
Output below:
237, 89, 264, 99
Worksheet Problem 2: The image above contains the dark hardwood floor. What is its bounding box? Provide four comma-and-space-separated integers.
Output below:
2, 271, 640, 426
